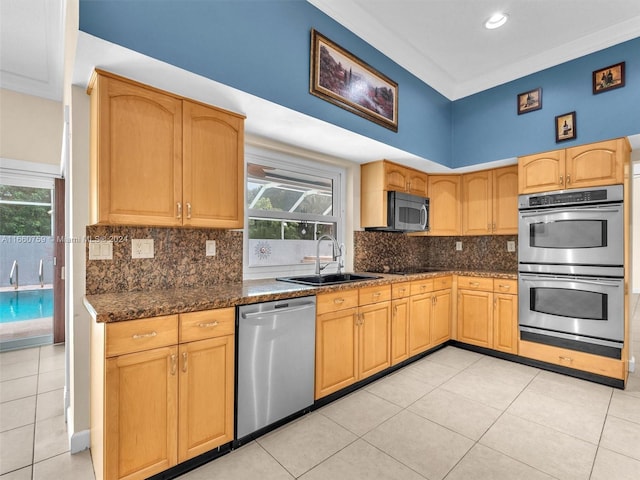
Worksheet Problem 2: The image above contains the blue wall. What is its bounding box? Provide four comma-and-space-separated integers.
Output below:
79, 1, 639, 168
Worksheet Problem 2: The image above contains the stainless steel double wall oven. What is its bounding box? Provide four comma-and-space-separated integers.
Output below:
518, 185, 624, 358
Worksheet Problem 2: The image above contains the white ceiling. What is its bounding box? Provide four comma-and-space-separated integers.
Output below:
2, 0, 640, 167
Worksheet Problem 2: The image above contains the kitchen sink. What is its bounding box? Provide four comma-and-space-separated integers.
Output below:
276, 273, 381, 286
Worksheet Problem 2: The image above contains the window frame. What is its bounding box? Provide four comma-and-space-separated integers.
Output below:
243, 145, 346, 280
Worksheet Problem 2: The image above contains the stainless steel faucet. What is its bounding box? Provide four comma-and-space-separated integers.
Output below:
315, 234, 342, 275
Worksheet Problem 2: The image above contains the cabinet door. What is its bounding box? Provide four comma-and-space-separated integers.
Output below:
95, 74, 183, 226
407, 170, 428, 196
462, 171, 491, 235
183, 101, 244, 228
315, 308, 358, 399
518, 150, 565, 194
359, 302, 391, 379
391, 298, 410, 365
428, 175, 461, 235
431, 289, 451, 346
105, 346, 178, 480
384, 162, 409, 191
565, 139, 624, 189
178, 336, 234, 462
492, 166, 518, 235
409, 293, 432, 356
457, 290, 493, 348
493, 294, 518, 354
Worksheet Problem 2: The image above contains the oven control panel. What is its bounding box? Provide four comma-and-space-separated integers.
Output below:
519, 185, 623, 209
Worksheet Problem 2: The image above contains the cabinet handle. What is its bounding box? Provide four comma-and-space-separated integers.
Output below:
498, 284, 511, 291
353, 313, 359, 326
186, 202, 192, 219
198, 321, 219, 328
492, 223, 496, 231
470, 281, 480, 287
182, 352, 188, 373
334, 298, 345, 304
432, 296, 437, 306
566, 174, 571, 184
170, 354, 177, 375
132, 331, 157, 340
372, 292, 381, 298
558, 356, 573, 363
176, 202, 182, 219
399, 288, 406, 294
559, 176, 563, 185
487, 223, 492, 231
393, 305, 398, 317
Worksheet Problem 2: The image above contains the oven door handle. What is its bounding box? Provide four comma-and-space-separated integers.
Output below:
520, 276, 621, 288
519, 207, 621, 218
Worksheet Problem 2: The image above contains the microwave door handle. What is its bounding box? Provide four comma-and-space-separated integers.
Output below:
420, 204, 428, 230
522, 277, 621, 288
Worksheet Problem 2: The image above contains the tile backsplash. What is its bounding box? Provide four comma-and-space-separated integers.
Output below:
86, 225, 242, 295
353, 231, 517, 272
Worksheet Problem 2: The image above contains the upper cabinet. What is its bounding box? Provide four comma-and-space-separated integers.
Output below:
427, 175, 461, 236
462, 166, 518, 235
361, 159, 428, 228
88, 70, 245, 228
518, 138, 628, 194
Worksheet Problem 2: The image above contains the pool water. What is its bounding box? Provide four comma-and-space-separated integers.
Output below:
0, 289, 54, 323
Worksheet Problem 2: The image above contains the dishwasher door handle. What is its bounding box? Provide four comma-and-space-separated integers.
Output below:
240, 302, 316, 319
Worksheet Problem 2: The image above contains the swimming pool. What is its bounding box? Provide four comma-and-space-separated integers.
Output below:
0, 289, 53, 323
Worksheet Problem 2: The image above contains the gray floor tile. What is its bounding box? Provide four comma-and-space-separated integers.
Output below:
440, 369, 526, 410
422, 346, 483, 370
0, 395, 36, 432
590, 447, 640, 480
33, 414, 69, 463
0, 424, 34, 475
32, 450, 95, 480
609, 389, 640, 424
0, 375, 38, 403
0, 465, 32, 480
600, 415, 640, 461
35, 388, 64, 423
365, 369, 436, 407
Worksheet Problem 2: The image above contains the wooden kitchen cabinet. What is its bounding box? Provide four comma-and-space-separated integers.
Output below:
462, 166, 518, 235
426, 175, 461, 235
391, 282, 411, 365
92, 309, 235, 480
457, 276, 494, 349
518, 138, 628, 194
315, 285, 391, 399
408, 278, 433, 356
431, 276, 453, 346
360, 160, 428, 228
492, 279, 518, 354
88, 70, 244, 228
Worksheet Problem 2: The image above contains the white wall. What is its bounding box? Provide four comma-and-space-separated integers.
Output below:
0, 89, 63, 166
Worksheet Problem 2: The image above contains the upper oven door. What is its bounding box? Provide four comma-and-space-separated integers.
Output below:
518, 273, 624, 342
518, 203, 623, 267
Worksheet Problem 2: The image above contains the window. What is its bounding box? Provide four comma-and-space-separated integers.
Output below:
244, 147, 344, 277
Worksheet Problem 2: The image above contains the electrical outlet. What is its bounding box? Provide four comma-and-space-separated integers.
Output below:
88, 240, 113, 260
131, 239, 154, 259
206, 240, 216, 257
507, 241, 516, 252
455, 241, 463, 251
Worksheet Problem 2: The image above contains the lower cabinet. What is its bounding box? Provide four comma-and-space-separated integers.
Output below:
457, 276, 518, 353
315, 285, 391, 399
92, 308, 235, 480
391, 282, 411, 365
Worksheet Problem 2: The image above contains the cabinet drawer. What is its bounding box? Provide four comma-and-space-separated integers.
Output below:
518, 340, 625, 380
457, 276, 493, 292
433, 275, 452, 291
410, 278, 434, 296
359, 284, 391, 305
493, 279, 518, 294
317, 289, 359, 315
106, 315, 179, 357
392, 282, 411, 299
180, 308, 235, 343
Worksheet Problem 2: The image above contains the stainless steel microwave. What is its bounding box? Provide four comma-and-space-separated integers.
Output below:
367, 191, 429, 233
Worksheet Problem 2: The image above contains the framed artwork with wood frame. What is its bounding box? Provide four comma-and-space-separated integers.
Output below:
593, 62, 625, 94
555, 111, 576, 143
310, 29, 398, 132
517, 87, 542, 114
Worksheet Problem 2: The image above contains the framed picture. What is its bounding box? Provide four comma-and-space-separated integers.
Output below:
555, 111, 576, 143
310, 29, 398, 132
593, 62, 625, 94
517, 87, 542, 114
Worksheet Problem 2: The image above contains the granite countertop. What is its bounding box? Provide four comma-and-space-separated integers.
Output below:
84, 270, 517, 323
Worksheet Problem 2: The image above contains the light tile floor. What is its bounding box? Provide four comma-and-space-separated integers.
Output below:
1, 297, 639, 480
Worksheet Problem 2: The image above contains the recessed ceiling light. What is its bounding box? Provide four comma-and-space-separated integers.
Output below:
485, 12, 509, 29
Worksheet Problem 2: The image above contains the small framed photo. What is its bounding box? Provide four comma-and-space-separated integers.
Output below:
593, 62, 625, 94
555, 111, 576, 143
517, 87, 542, 114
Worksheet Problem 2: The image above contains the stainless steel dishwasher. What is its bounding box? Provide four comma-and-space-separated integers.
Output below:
236, 296, 316, 441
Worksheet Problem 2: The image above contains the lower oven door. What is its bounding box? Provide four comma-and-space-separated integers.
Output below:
519, 273, 624, 347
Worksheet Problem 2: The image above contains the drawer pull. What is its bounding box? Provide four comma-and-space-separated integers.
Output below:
372, 292, 382, 297
186, 202, 192, 219
558, 356, 573, 363
498, 284, 511, 290
334, 298, 345, 304
470, 282, 480, 287
176, 202, 182, 219
399, 288, 406, 294
132, 331, 158, 340
182, 352, 188, 373
197, 321, 219, 328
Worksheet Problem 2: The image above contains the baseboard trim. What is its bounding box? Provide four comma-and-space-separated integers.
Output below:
70, 429, 90, 454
